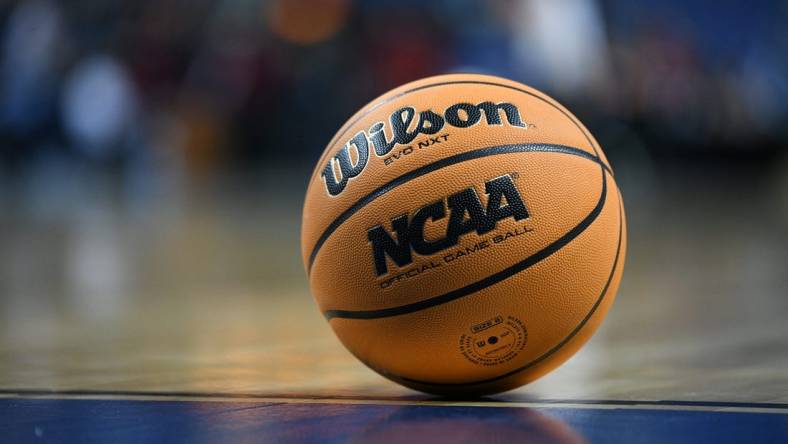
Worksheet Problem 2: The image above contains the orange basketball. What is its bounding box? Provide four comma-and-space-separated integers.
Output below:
301, 73, 626, 396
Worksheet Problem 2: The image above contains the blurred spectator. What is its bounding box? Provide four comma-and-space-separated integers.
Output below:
61, 54, 139, 159
0, 0, 64, 167
512, 0, 612, 95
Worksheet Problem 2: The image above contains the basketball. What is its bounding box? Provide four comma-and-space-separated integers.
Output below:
301, 73, 626, 396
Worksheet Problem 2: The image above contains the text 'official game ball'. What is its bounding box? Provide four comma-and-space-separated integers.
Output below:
301, 74, 626, 396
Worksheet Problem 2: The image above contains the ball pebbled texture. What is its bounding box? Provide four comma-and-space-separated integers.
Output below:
301, 74, 626, 396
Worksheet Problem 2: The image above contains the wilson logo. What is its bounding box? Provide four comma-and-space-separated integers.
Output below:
368, 175, 528, 276
322, 102, 527, 196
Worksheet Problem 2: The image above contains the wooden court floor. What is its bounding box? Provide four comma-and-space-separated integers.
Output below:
0, 168, 787, 442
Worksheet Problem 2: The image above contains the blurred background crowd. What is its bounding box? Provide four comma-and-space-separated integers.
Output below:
1, 0, 786, 184
0, 0, 786, 356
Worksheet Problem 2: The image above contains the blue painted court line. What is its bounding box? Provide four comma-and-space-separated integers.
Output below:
0, 398, 786, 444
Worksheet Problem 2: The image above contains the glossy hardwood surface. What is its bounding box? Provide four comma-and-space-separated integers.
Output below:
1, 167, 786, 404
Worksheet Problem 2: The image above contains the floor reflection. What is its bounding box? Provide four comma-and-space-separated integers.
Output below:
344, 405, 585, 444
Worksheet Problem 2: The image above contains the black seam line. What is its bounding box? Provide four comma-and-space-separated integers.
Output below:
323, 162, 609, 321
309, 78, 608, 183
308, 143, 609, 274
393, 184, 621, 387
